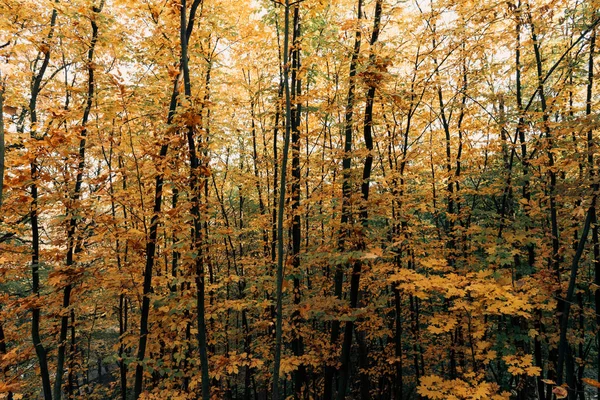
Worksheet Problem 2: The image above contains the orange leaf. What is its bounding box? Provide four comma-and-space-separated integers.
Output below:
552, 386, 568, 399
582, 378, 600, 389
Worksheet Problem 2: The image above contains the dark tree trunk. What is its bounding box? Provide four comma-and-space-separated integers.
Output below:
27, 5, 59, 399
324, 2, 363, 398
133, 1, 204, 397
179, 1, 210, 398
53, 5, 102, 398
272, 1, 293, 398
337, 1, 382, 398
290, 4, 306, 398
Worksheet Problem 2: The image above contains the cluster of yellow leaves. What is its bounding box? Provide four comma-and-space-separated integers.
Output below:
427, 315, 457, 334
390, 269, 534, 319
388, 269, 464, 300
464, 272, 533, 317
417, 375, 510, 400
503, 354, 541, 377
280, 356, 303, 376
474, 341, 497, 366
211, 351, 264, 381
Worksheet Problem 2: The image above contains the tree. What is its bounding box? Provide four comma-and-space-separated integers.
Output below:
1, 1, 600, 399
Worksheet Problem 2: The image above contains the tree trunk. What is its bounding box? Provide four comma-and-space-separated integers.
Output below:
28, 5, 59, 399
324, 1, 363, 398
337, 1, 382, 398
272, 1, 293, 398
53, 4, 102, 398
133, 0, 204, 396
179, 1, 210, 398
290, 4, 306, 398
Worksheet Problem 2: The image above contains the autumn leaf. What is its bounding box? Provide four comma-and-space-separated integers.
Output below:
582, 378, 600, 389
552, 386, 568, 399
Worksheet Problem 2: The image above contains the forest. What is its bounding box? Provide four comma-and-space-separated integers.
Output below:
1, 0, 600, 399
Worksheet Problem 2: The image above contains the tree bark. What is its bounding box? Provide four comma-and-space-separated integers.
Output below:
272, 1, 293, 398
53, 4, 102, 398
324, 1, 363, 398
133, 1, 204, 397
337, 1, 381, 398
28, 4, 59, 399
290, 4, 306, 398
179, 0, 210, 397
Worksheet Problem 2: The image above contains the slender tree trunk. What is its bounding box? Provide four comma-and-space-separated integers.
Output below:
104, 126, 129, 399
179, 1, 210, 398
511, 6, 546, 396
527, 17, 564, 389
324, 2, 363, 398
557, 14, 598, 390
133, 0, 204, 394
30, 123, 52, 400
0, 81, 4, 208
269, 28, 284, 342
0, 306, 12, 400
248, 81, 269, 255
0, 80, 9, 400
556, 201, 595, 385
337, 2, 381, 398
27, 5, 59, 399
118, 294, 128, 400
272, 1, 293, 398
290, 5, 306, 398
393, 288, 403, 400
576, 292, 585, 400
171, 188, 180, 294
53, 4, 102, 398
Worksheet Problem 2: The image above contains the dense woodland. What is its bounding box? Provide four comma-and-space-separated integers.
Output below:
1, 0, 600, 399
